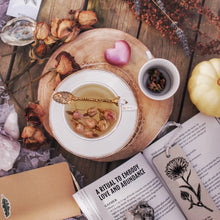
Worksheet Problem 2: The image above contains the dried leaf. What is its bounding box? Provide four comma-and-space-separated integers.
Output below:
1, 194, 11, 218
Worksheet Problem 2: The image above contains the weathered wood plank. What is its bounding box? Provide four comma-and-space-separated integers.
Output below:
0, 42, 14, 80
57, 143, 108, 185
38, 0, 86, 22
180, 0, 220, 123
87, 0, 140, 36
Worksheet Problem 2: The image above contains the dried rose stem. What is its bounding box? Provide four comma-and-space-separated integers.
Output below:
0, 51, 18, 57
6, 60, 37, 86
12, 68, 55, 94
27, 69, 34, 102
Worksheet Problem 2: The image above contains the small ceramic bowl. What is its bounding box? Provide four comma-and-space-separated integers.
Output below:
138, 51, 180, 100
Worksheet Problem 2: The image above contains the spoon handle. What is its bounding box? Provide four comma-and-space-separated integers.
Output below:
53, 91, 120, 105
72, 96, 120, 105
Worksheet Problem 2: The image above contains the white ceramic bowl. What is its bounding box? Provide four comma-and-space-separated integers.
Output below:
49, 69, 138, 159
138, 58, 180, 100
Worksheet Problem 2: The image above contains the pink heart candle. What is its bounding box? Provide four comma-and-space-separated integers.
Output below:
104, 40, 131, 65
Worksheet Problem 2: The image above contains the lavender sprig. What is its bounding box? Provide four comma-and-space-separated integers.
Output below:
151, 0, 190, 56
155, 0, 166, 12
134, 0, 141, 16
171, 22, 190, 57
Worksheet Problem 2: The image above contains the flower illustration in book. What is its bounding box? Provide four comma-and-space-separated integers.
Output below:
1, 194, 11, 219
125, 201, 154, 220
165, 157, 213, 212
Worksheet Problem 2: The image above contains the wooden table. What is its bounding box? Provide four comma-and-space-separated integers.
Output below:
1, 0, 219, 186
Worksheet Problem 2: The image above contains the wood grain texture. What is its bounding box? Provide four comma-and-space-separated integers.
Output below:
38, 0, 86, 22
38, 28, 173, 161
88, 0, 140, 37
180, 0, 220, 123
0, 42, 14, 79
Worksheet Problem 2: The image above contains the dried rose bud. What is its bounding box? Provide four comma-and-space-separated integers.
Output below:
34, 43, 47, 58
72, 110, 84, 120
34, 22, 50, 40
74, 123, 85, 133
82, 118, 97, 129
97, 119, 109, 131
21, 126, 46, 150
51, 18, 80, 43
103, 109, 117, 122
86, 107, 98, 117
84, 130, 98, 138
78, 10, 98, 26
64, 26, 80, 43
24, 103, 45, 126
55, 51, 81, 76
57, 19, 76, 39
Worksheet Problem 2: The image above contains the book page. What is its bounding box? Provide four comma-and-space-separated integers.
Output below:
143, 113, 220, 210
73, 153, 185, 220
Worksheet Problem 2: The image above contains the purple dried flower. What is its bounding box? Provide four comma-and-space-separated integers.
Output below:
171, 22, 190, 57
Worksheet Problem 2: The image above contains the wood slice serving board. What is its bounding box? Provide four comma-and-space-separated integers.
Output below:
38, 28, 173, 162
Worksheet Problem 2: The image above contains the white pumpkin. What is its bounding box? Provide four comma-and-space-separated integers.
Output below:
188, 58, 220, 117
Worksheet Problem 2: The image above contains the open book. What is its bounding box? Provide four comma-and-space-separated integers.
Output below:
73, 113, 220, 220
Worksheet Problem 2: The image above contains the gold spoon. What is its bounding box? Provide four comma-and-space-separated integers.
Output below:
52, 91, 125, 106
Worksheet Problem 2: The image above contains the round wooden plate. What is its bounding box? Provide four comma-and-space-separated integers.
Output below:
38, 28, 173, 162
